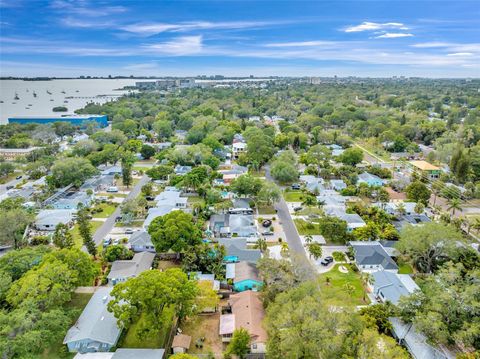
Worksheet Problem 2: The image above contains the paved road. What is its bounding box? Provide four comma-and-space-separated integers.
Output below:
0, 176, 24, 196
265, 166, 314, 275
91, 175, 150, 246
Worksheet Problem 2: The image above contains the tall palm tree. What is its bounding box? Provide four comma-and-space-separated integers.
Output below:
302, 194, 317, 208
308, 242, 323, 260
361, 272, 374, 302
280, 242, 289, 257
396, 202, 406, 217
304, 234, 313, 245
447, 198, 462, 216
343, 283, 355, 297
254, 238, 267, 254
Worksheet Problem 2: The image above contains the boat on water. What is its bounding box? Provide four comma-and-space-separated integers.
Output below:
46, 90, 52, 95
0, 100, 3, 103
64, 100, 69, 103
14, 93, 20, 100
61, 90, 66, 94
50, 99, 54, 101
28, 104, 33, 106
76, 90, 79, 92
33, 91, 37, 97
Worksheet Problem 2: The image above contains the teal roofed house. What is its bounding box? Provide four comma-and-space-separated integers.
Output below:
231, 261, 263, 292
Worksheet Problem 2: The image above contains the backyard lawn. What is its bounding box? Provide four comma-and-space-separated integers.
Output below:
283, 190, 305, 202
398, 262, 414, 274
181, 311, 224, 355
318, 264, 368, 307
91, 202, 118, 218
257, 205, 276, 215
120, 307, 175, 349
187, 196, 205, 205
71, 221, 103, 247
293, 219, 321, 235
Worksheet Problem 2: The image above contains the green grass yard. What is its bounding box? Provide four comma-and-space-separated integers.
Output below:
91, 202, 118, 218
120, 307, 175, 349
398, 262, 414, 274
257, 205, 276, 215
318, 264, 369, 307
283, 191, 305, 202
71, 221, 103, 248
293, 219, 321, 235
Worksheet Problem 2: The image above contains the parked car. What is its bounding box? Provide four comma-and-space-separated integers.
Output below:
262, 219, 272, 227
320, 259, 331, 266
324, 256, 334, 263
15, 175, 22, 180
262, 231, 274, 236
6, 185, 14, 190
115, 216, 122, 222
125, 228, 134, 234
291, 183, 301, 190
106, 186, 118, 193
145, 195, 155, 201
103, 238, 112, 247
293, 206, 303, 212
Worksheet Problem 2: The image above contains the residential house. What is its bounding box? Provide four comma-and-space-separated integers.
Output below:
338, 212, 366, 232
107, 252, 155, 285
379, 201, 422, 216
349, 241, 399, 273
172, 334, 191, 355
100, 165, 122, 176
219, 291, 267, 353
357, 172, 384, 187
232, 142, 247, 160
74, 349, 166, 359
0, 147, 39, 161
81, 175, 114, 193
410, 160, 441, 180
327, 144, 345, 157
229, 214, 257, 238
35, 209, 75, 231
219, 237, 262, 263
129, 231, 155, 253
52, 191, 92, 210
143, 206, 176, 229
152, 142, 172, 151
389, 317, 453, 359
393, 214, 431, 231
230, 261, 262, 292
154, 190, 187, 209
300, 175, 325, 194
371, 270, 419, 305
64, 287, 121, 353
174, 165, 192, 175
330, 179, 347, 191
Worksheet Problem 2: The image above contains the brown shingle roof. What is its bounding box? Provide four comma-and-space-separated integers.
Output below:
229, 291, 267, 343
410, 160, 440, 171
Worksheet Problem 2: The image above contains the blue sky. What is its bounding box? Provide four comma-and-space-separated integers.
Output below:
0, 0, 479, 77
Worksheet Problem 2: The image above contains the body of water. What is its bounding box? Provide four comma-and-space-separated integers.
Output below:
0, 79, 139, 124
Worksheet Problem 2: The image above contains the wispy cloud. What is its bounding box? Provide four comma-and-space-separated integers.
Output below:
344, 21, 408, 32
51, 0, 127, 18
121, 20, 288, 36
412, 42, 480, 53
375, 32, 414, 39
143, 36, 203, 55
264, 40, 346, 48
61, 17, 114, 29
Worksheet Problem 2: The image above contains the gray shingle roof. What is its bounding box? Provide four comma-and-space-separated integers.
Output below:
224, 243, 261, 263
372, 270, 419, 305
129, 231, 152, 247
107, 252, 155, 281
350, 241, 398, 270
64, 287, 121, 346
112, 349, 165, 359
234, 261, 260, 282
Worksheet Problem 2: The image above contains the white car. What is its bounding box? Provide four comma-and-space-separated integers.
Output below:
106, 186, 118, 193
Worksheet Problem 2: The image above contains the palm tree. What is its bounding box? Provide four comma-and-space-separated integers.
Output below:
325, 276, 331, 286
254, 238, 267, 254
280, 242, 289, 257
360, 272, 374, 302
304, 234, 313, 245
396, 202, 406, 217
307, 242, 323, 260
447, 198, 462, 216
302, 194, 317, 208
343, 283, 355, 297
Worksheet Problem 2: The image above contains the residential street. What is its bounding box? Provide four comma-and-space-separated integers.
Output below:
265, 166, 313, 274
90, 174, 150, 247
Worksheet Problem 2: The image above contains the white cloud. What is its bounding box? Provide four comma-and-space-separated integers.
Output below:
264, 40, 346, 48
344, 21, 407, 32
51, 0, 127, 17
375, 32, 414, 39
121, 20, 287, 36
144, 36, 203, 55
447, 52, 474, 56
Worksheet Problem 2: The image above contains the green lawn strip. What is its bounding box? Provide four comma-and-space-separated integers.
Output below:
318, 264, 368, 307
115, 220, 144, 228
91, 203, 118, 218
36, 293, 94, 359
283, 191, 305, 202
71, 221, 104, 248
257, 205, 276, 215
398, 263, 414, 274
120, 306, 175, 349
293, 219, 321, 235
187, 196, 205, 204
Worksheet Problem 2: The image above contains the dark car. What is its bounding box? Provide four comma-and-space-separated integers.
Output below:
320, 259, 330, 266
145, 195, 155, 201
6, 185, 14, 190
15, 175, 22, 180
262, 219, 272, 228
291, 183, 301, 190
324, 256, 334, 263
115, 216, 122, 222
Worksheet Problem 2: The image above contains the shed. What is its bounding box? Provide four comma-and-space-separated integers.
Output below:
172, 334, 191, 354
